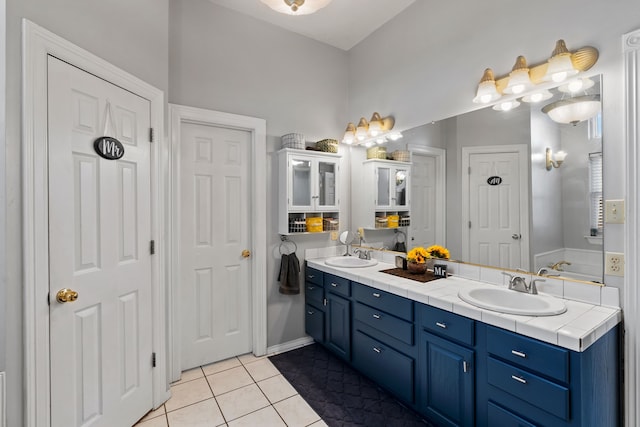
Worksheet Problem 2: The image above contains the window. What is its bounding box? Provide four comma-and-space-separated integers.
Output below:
589, 152, 603, 234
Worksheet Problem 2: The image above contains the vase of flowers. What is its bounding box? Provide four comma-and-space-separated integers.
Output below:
407, 247, 430, 274
426, 245, 450, 260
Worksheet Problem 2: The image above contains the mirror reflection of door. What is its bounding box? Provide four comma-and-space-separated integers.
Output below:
410, 155, 436, 248
462, 145, 530, 270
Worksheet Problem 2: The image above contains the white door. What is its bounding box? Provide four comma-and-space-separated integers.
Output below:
180, 122, 252, 370
410, 154, 437, 248
466, 150, 528, 270
48, 56, 153, 427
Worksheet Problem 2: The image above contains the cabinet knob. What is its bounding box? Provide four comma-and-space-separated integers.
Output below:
331, 283, 338, 287
372, 293, 381, 298
373, 314, 381, 319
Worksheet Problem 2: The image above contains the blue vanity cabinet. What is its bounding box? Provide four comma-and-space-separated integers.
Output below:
324, 273, 351, 361
304, 266, 325, 343
351, 282, 416, 404
417, 304, 476, 427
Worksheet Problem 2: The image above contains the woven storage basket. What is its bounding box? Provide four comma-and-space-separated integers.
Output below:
281, 133, 305, 150
316, 139, 339, 153
366, 146, 387, 160
392, 150, 410, 162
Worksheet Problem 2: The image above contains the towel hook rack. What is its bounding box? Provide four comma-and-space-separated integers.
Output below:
279, 235, 298, 255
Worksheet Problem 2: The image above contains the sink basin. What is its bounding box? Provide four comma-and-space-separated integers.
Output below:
325, 257, 378, 268
458, 287, 567, 316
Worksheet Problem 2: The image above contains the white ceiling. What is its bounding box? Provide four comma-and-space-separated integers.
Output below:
207, 0, 416, 51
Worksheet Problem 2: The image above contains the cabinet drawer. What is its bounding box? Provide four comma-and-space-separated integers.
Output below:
305, 266, 323, 286
354, 302, 413, 345
305, 304, 324, 343
487, 401, 536, 427
487, 326, 569, 383
420, 304, 474, 346
305, 283, 324, 307
487, 357, 569, 421
353, 330, 414, 403
324, 273, 350, 297
352, 282, 413, 321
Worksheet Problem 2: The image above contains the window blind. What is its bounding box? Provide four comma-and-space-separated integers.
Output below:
589, 152, 603, 232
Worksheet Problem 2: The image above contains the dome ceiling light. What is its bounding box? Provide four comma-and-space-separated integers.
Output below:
541, 95, 601, 126
260, 0, 332, 15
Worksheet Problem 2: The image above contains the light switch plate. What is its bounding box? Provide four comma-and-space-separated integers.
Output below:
605, 199, 625, 224
330, 231, 338, 241
605, 252, 624, 276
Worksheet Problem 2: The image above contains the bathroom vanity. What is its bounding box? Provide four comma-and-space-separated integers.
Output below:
304, 258, 621, 427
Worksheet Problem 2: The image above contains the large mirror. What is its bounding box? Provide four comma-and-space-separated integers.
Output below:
353, 75, 603, 283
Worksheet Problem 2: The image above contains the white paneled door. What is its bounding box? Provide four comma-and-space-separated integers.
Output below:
48, 56, 153, 427
410, 153, 437, 248
179, 122, 252, 370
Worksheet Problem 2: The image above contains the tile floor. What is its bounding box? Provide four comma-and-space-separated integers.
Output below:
134, 353, 327, 427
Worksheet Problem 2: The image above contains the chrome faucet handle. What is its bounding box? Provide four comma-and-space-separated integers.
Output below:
530, 278, 546, 295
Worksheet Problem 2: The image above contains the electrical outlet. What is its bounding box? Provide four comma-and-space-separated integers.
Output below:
605, 252, 624, 276
605, 199, 625, 224
330, 231, 338, 241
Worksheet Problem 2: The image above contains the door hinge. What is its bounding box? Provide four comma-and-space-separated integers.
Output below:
149, 128, 154, 143
469, 221, 472, 229
47, 292, 50, 306
152, 352, 156, 368
150, 240, 155, 255
468, 166, 471, 175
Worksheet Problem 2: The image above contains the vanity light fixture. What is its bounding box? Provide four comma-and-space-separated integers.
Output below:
503, 56, 534, 95
543, 40, 579, 83
521, 89, 553, 103
260, 0, 332, 15
546, 147, 567, 170
472, 68, 501, 104
342, 112, 401, 145
558, 77, 595, 94
492, 100, 520, 112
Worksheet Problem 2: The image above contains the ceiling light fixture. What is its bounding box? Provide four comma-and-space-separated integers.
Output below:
542, 95, 601, 126
260, 0, 332, 15
342, 112, 400, 145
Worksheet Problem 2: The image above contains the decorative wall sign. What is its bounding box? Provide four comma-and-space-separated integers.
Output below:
487, 176, 503, 186
433, 263, 447, 278
94, 137, 125, 160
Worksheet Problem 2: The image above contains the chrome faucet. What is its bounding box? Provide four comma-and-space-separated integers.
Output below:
537, 267, 560, 277
353, 248, 372, 260
549, 260, 571, 271
502, 272, 543, 295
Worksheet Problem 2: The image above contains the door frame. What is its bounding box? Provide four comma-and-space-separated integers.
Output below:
407, 144, 446, 246
168, 104, 267, 382
461, 144, 530, 269
22, 20, 168, 426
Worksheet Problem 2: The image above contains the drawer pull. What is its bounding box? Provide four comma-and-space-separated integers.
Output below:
307, 275, 314, 279
307, 310, 314, 315
373, 314, 381, 319
373, 347, 382, 353
372, 292, 381, 298
307, 286, 315, 290
511, 375, 527, 384
436, 322, 447, 329
331, 283, 338, 287
463, 361, 469, 373
511, 350, 527, 358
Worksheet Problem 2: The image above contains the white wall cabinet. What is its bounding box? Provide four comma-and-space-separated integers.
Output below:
352, 159, 411, 230
278, 148, 341, 234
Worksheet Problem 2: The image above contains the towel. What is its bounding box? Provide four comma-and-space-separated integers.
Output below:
278, 252, 300, 294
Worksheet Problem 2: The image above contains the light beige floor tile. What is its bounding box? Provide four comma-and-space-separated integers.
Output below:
244, 358, 280, 382
257, 375, 297, 404
227, 405, 286, 427
216, 383, 270, 421
171, 367, 205, 386
166, 398, 225, 426
138, 405, 166, 422
202, 357, 242, 376
273, 394, 320, 426
135, 415, 168, 427
165, 377, 214, 413
237, 352, 268, 365
308, 420, 329, 427
207, 366, 254, 396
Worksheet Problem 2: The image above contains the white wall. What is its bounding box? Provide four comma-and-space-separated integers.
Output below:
4, 1, 169, 425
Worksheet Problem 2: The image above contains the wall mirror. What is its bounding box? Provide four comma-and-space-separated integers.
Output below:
352, 74, 603, 284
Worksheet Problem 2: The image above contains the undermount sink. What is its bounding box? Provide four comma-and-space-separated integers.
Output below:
458, 287, 567, 316
325, 256, 378, 268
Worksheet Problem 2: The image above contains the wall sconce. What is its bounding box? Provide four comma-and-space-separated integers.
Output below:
342, 112, 402, 146
472, 40, 599, 107
546, 147, 567, 170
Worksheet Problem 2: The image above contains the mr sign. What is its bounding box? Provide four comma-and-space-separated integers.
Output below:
487, 176, 503, 186
94, 137, 125, 160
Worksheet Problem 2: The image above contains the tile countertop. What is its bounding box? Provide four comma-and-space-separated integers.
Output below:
306, 258, 621, 352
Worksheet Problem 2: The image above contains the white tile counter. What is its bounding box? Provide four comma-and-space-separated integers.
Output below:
306, 258, 621, 352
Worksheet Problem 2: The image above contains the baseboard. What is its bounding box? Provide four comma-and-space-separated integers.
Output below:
0, 372, 5, 427
267, 336, 315, 356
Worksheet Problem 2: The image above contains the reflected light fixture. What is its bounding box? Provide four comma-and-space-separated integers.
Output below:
503, 56, 533, 95
558, 77, 595, 94
355, 117, 369, 141
521, 89, 553, 103
542, 95, 601, 126
492, 100, 520, 112
260, 0, 332, 15
342, 112, 400, 145
546, 147, 567, 170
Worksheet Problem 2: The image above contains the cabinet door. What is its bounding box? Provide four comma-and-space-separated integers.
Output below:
317, 159, 339, 210
394, 167, 410, 209
375, 166, 392, 209
325, 293, 351, 361
420, 332, 474, 427
288, 156, 313, 211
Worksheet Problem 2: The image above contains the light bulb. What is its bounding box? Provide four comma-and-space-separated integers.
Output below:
530, 93, 543, 102
552, 71, 568, 83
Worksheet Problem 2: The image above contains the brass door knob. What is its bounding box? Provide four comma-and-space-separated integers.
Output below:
241, 249, 251, 258
56, 288, 79, 303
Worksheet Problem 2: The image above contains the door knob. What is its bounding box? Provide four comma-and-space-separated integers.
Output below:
512, 234, 522, 240
241, 249, 251, 258
56, 288, 79, 303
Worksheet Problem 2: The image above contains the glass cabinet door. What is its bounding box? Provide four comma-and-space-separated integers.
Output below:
318, 161, 337, 208
395, 168, 408, 207
291, 159, 312, 208
376, 167, 391, 207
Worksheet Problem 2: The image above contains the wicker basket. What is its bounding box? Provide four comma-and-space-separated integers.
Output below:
281, 133, 305, 150
367, 146, 387, 160
392, 150, 410, 162
316, 139, 339, 153
323, 218, 339, 231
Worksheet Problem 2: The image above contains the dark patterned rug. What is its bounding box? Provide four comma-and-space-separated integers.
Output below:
269, 343, 435, 427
